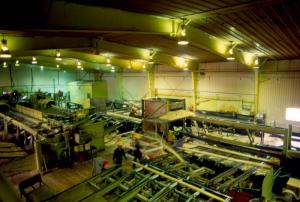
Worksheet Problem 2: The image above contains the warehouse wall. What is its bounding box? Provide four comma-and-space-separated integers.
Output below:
155, 63, 254, 115
198, 71, 254, 114
102, 71, 149, 101
155, 65, 193, 106
0, 65, 94, 95
259, 60, 300, 128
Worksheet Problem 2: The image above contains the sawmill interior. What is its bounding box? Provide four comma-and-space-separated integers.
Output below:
1, 0, 300, 201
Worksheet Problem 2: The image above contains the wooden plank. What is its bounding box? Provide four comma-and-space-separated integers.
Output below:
0, 151, 27, 158
0, 147, 24, 152
0, 142, 16, 148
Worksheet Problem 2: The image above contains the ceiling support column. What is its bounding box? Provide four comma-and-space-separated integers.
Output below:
147, 66, 155, 98
192, 71, 199, 112
254, 69, 259, 114
116, 71, 124, 100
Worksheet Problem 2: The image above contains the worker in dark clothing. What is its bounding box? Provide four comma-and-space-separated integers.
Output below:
132, 133, 142, 168
113, 142, 126, 167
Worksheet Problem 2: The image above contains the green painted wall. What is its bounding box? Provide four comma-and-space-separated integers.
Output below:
0, 65, 94, 95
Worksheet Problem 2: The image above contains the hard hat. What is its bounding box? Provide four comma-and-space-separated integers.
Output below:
133, 133, 141, 139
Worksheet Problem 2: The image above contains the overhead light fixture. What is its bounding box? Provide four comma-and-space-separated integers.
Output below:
253, 56, 260, 69
77, 60, 82, 69
81, 67, 84, 71
56, 64, 60, 68
226, 41, 235, 61
183, 68, 188, 71
142, 63, 146, 69
177, 19, 189, 45
32, 57, 37, 64
55, 50, 62, 61
40, 65, 44, 71
15, 60, 20, 67
0, 37, 12, 58
3, 62, 7, 68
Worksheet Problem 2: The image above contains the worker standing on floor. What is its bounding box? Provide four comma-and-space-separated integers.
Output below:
133, 133, 142, 168
113, 141, 127, 167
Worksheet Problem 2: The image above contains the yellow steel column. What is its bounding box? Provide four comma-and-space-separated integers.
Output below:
116, 71, 124, 100
148, 65, 155, 97
192, 71, 199, 112
254, 69, 259, 114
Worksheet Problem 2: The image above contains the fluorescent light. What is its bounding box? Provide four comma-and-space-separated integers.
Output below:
286, 108, 300, 122
178, 39, 189, 45
226, 56, 235, 61
40, 65, 44, 70
15, 60, 20, 67
183, 68, 188, 71
56, 64, 60, 68
3, 62, 7, 68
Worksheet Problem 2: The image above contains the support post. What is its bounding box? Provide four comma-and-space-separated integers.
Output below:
254, 69, 259, 114
148, 66, 155, 97
284, 124, 292, 156
191, 71, 199, 112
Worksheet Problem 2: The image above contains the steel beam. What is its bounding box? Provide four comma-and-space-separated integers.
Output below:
191, 71, 199, 111
254, 69, 260, 114
47, 2, 177, 34
147, 67, 155, 97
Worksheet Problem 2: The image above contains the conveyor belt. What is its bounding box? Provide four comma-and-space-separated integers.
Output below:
192, 144, 279, 165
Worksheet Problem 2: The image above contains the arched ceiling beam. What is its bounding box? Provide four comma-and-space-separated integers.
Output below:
1, 2, 260, 68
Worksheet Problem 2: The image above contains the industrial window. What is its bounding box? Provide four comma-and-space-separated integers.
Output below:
286, 108, 300, 122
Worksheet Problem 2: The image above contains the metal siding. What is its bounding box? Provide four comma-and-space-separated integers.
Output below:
259, 72, 300, 127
